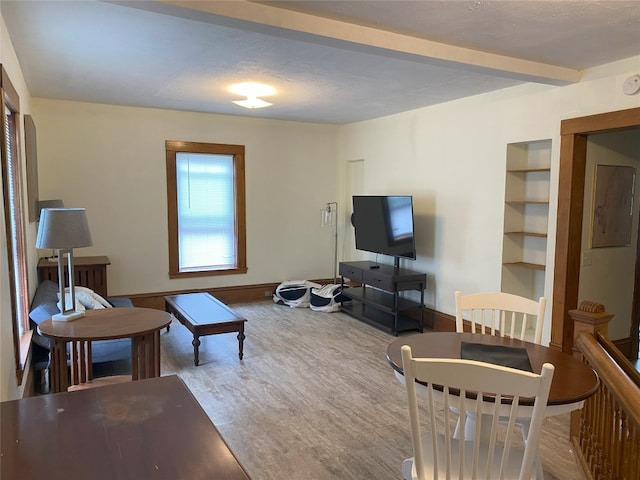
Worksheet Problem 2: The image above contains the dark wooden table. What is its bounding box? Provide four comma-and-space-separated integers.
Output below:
0, 375, 252, 480
38, 307, 172, 393
387, 332, 599, 409
164, 293, 247, 366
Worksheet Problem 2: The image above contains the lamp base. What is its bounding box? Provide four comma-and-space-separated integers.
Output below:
52, 310, 85, 322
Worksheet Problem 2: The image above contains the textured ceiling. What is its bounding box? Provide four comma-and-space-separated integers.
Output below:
2, 0, 639, 124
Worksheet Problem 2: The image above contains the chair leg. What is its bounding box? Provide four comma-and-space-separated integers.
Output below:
520, 419, 544, 480
534, 456, 544, 480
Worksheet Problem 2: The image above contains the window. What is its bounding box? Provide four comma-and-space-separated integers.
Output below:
1, 65, 31, 385
166, 141, 246, 278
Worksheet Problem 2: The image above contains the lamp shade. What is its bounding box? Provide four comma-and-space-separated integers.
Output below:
36, 208, 93, 249
38, 199, 64, 211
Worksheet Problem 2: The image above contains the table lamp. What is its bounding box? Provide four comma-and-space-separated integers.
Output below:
38, 199, 64, 213
37, 199, 64, 259
36, 208, 93, 321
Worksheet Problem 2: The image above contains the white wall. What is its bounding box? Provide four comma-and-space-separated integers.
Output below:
579, 130, 640, 340
337, 56, 640, 345
32, 100, 339, 295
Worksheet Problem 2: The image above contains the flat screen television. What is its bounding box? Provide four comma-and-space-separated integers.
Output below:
352, 195, 416, 262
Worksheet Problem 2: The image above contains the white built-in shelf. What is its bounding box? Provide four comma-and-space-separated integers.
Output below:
503, 261, 546, 271
505, 200, 549, 205
507, 167, 551, 173
501, 139, 552, 300
504, 231, 548, 238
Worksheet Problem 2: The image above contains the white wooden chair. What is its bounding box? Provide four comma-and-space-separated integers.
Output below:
454, 291, 548, 478
454, 291, 546, 345
401, 345, 554, 480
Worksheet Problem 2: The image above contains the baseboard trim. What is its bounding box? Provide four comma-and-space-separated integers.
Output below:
430, 309, 456, 332
121, 278, 336, 310
120, 284, 461, 333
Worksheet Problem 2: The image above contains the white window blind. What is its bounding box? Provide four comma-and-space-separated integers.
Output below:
4, 105, 28, 335
176, 152, 235, 271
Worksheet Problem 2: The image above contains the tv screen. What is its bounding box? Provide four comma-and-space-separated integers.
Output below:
352, 195, 416, 260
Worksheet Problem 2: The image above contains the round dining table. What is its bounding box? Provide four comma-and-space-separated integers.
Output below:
387, 332, 598, 480
386, 332, 599, 410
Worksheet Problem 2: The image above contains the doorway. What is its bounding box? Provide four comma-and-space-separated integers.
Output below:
551, 107, 640, 355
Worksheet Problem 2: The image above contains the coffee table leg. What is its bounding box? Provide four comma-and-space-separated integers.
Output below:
192, 335, 201, 366
237, 325, 245, 360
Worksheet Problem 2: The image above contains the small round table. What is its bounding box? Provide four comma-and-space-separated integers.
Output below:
39, 307, 172, 393
386, 332, 599, 408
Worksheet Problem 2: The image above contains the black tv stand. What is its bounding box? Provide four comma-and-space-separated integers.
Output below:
339, 261, 426, 336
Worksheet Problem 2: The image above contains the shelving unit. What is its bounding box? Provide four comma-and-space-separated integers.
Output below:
339, 261, 425, 336
501, 140, 552, 300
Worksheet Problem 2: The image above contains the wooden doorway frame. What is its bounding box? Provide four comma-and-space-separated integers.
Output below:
552, 106, 640, 353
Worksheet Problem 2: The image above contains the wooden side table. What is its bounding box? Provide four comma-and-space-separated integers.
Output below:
38, 307, 171, 393
38, 255, 111, 296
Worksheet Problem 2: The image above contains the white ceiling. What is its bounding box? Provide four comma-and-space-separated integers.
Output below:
2, 0, 640, 124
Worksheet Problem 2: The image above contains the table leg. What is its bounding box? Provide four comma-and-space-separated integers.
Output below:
49, 340, 69, 393
132, 331, 162, 380
69, 340, 92, 388
163, 303, 172, 333
237, 325, 245, 360
453, 411, 493, 443
192, 335, 201, 366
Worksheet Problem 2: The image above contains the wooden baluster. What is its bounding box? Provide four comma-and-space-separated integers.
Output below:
570, 301, 640, 480
569, 301, 614, 440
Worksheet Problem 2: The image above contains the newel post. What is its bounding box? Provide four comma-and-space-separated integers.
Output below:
568, 301, 614, 439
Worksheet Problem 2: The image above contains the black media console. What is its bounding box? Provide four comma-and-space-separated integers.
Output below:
339, 261, 426, 336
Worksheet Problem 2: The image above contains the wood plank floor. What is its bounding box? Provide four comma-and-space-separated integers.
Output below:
159, 300, 585, 480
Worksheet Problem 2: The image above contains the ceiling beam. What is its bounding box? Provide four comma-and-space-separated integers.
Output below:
155, 0, 581, 85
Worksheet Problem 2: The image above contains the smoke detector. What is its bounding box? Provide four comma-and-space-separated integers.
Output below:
623, 74, 640, 95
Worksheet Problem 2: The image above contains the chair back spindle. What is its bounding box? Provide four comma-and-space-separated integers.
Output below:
455, 291, 546, 345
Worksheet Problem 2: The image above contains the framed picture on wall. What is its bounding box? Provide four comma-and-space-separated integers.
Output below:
592, 164, 635, 248
24, 114, 39, 222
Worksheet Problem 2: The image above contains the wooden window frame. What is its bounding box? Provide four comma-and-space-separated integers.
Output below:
1, 65, 32, 385
165, 140, 247, 279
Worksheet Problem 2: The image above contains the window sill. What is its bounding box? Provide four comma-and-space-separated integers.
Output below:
169, 266, 248, 279
16, 329, 34, 386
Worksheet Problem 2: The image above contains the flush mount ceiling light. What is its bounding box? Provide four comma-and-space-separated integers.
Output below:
229, 82, 275, 109
233, 96, 273, 109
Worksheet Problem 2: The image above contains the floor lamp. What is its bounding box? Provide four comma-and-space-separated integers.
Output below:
322, 202, 338, 284
36, 208, 93, 321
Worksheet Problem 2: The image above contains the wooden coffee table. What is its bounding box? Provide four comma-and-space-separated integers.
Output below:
164, 292, 247, 366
